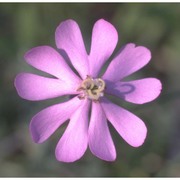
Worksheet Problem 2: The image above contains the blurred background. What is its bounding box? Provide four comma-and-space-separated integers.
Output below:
0, 3, 180, 177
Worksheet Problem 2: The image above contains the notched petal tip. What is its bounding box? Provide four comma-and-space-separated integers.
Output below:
102, 42, 152, 82
126, 42, 151, 61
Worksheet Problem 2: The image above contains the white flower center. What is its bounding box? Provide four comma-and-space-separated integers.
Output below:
77, 75, 105, 101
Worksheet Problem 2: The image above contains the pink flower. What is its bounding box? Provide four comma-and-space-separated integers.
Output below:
14, 19, 162, 162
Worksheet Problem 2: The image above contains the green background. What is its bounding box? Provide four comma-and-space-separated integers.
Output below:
0, 3, 180, 177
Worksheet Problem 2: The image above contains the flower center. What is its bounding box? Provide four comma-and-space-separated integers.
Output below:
77, 75, 106, 101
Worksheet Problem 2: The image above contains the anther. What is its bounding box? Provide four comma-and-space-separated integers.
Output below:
77, 75, 106, 101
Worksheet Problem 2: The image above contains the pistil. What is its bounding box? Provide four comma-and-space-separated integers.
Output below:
77, 75, 105, 101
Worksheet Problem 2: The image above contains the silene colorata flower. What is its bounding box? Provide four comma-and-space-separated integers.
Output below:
14, 19, 162, 162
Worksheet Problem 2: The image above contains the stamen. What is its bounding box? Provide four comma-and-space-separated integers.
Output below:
77, 75, 106, 101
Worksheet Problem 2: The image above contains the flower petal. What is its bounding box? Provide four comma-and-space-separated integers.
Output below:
102, 43, 151, 82
105, 78, 162, 104
89, 19, 118, 77
14, 73, 78, 101
55, 99, 90, 162
101, 98, 147, 147
30, 97, 82, 143
55, 19, 89, 79
89, 102, 116, 161
24, 45, 81, 87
